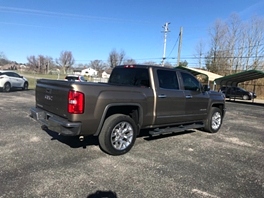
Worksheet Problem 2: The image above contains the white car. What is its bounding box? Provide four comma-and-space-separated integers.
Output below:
0, 70, 29, 92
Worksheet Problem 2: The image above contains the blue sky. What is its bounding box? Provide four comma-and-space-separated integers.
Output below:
1, 0, 264, 67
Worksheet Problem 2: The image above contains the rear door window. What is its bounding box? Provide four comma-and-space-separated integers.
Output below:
109, 67, 150, 87
157, 70, 179, 89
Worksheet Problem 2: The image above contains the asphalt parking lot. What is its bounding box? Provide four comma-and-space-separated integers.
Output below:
0, 90, 263, 198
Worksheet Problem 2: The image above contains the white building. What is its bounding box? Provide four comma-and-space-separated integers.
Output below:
81, 68, 98, 77
102, 71, 111, 79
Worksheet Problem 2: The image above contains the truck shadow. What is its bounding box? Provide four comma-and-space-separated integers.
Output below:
87, 190, 117, 198
44, 128, 99, 148
225, 99, 264, 107
43, 128, 196, 149
139, 129, 197, 141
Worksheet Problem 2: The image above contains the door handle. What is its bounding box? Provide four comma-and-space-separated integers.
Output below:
158, 94, 167, 98
186, 95, 193, 99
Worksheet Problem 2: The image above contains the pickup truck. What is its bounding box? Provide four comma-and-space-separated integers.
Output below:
30, 65, 226, 155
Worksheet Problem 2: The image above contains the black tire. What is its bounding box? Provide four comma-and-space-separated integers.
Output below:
99, 114, 137, 155
3, 82, 11, 92
203, 107, 222, 133
22, 82, 28, 90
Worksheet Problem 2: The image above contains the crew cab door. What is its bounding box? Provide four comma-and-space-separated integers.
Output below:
180, 71, 209, 121
155, 69, 186, 125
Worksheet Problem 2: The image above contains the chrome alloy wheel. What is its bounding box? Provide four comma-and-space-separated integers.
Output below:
110, 121, 134, 150
211, 111, 221, 130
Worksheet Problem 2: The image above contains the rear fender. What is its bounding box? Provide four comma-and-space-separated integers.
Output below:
94, 103, 143, 136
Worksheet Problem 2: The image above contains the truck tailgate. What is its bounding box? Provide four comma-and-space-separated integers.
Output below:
35, 79, 72, 119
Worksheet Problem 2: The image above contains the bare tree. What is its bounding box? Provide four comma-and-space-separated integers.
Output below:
27, 55, 52, 73
108, 49, 126, 68
178, 60, 188, 67
38, 55, 46, 73
0, 51, 6, 59
244, 16, 264, 70
206, 19, 229, 74
194, 39, 206, 68
0, 52, 10, 65
27, 55, 39, 72
123, 58, 136, 65
88, 60, 107, 76
225, 13, 243, 72
56, 51, 75, 74
204, 13, 264, 75
44, 56, 56, 74
142, 61, 159, 66
164, 61, 174, 68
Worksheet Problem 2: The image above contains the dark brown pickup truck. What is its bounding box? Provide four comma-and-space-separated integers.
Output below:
30, 65, 225, 155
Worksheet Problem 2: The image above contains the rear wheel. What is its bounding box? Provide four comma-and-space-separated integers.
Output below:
22, 82, 28, 90
3, 82, 11, 92
99, 114, 137, 155
203, 107, 222, 133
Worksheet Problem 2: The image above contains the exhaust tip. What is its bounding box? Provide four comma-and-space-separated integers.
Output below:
79, 136, 84, 141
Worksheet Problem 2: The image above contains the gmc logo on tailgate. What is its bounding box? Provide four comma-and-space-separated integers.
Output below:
44, 95, 53, 101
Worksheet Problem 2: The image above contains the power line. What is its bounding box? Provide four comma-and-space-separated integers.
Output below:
167, 34, 179, 58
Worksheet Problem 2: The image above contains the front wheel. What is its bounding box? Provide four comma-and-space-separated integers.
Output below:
203, 107, 222, 133
99, 114, 137, 155
22, 82, 28, 90
242, 95, 249, 100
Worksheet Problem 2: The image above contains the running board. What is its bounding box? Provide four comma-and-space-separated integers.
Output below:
149, 123, 204, 136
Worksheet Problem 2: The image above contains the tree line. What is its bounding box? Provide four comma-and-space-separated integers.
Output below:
197, 14, 264, 76
1, 49, 181, 75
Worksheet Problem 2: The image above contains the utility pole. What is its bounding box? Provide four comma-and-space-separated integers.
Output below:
161, 22, 170, 66
177, 27, 183, 66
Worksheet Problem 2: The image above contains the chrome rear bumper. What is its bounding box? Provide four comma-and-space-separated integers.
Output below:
30, 107, 81, 136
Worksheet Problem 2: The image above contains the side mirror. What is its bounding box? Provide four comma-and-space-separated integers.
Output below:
202, 85, 210, 92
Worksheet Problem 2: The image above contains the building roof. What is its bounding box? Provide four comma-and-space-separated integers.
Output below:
214, 70, 264, 86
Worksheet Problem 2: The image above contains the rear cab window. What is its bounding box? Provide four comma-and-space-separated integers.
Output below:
65, 76, 78, 81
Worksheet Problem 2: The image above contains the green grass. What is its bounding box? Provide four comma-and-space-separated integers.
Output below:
21, 73, 93, 90
19, 73, 67, 90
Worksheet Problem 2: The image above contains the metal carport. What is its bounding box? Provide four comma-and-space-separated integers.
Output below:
176, 66, 222, 88
215, 70, 264, 102
214, 70, 264, 87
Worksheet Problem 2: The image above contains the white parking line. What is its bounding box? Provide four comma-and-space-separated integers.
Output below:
192, 189, 220, 198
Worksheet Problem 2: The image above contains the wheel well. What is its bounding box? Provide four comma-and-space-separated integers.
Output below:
105, 105, 140, 133
212, 104, 224, 114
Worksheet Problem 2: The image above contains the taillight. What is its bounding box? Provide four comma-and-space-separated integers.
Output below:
68, 90, 84, 114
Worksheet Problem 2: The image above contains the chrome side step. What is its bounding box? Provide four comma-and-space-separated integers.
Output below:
149, 123, 204, 136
